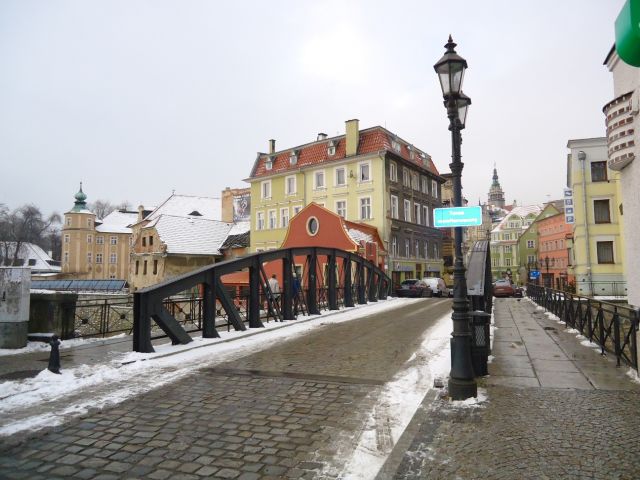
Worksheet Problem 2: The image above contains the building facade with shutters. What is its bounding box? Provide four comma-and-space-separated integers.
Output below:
566, 137, 626, 297
246, 119, 445, 286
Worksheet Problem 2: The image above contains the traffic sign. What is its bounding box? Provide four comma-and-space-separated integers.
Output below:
433, 206, 482, 228
529, 270, 540, 280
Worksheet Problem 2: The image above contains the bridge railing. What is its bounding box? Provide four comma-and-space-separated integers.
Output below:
133, 247, 392, 352
527, 284, 638, 371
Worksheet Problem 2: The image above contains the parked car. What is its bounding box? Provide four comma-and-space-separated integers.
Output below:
422, 277, 450, 297
395, 279, 433, 298
513, 285, 524, 298
493, 279, 515, 297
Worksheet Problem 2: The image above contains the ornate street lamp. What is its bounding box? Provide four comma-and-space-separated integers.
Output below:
434, 36, 476, 400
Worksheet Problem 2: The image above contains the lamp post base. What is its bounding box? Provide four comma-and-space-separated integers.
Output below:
448, 377, 478, 400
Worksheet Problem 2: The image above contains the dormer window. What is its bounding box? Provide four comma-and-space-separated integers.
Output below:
188, 210, 202, 216
265, 156, 275, 170
407, 145, 414, 160
328, 140, 336, 156
290, 150, 298, 165
392, 139, 401, 153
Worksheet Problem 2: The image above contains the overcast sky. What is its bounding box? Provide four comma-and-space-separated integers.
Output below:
0, 0, 626, 218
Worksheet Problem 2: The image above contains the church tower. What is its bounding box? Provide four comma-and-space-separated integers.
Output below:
488, 165, 506, 208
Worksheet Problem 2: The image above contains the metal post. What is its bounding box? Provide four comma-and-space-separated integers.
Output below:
328, 250, 338, 310
202, 272, 219, 338
344, 256, 354, 307
307, 250, 320, 315
282, 253, 294, 320
446, 98, 477, 400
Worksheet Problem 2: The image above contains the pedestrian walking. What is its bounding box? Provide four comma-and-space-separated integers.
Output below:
268, 274, 280, 309
292, 274, 302, 317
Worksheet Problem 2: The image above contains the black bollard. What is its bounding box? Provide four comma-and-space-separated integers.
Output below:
48, 335, 61, 374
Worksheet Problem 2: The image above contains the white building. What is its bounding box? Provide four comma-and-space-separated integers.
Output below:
604, 46, 640, 307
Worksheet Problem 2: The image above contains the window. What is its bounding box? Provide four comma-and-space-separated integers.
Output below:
390, 195, 399, 219
405, 239, 410, 257
149, 236, 153, 246
392, 139, 401, 152
110, 253, 117, 264
432, 180, 438, 198
289, 150, 298, 165
412, 173, 419, 191
314, 170, 326, 189
293, 206, 302, 217
64, 234, 70, 244
64, 252, 69, 263
434, 243, 439, 258
261, 180, 271, 199
142, 237, 146, 247
421, 177, 428, 194
414, 203, 421, 224
424, 240, 429, 259
590, 161, 608, 182
527, 255, 536, 264
505, 245, 511, 253
66, 217, 71, 226
265, 156, 274, 170
403, 168, 410, 187
153, 260, 158, 275
268, 210, 277, 229
87, 252, 92, 263
415, 240, 420, 258
391, 236, 398, 256
594, 199, 611, 223
335, 167, 346, 186
504, 233, 511, 240
328, 140, 336, 156
87, 234, 93, 244
505, 258, 511, 266
360, 197, 372, 220
96, 253, 103, 264
110, 236, 117, 245
423, 206, 429, 226
404, 199, 411, 222
597, 241, 614, 263
143, 260, 148, 275
336, 200, 346, 218
96, 236, 104, 245
135, 260, 139, 274
389, 162, 397, 182
87, 219, 92, 227
280, 208, 290, 228
527, 240, 535, 248
359, 162, 371, 182
256, 212, 265, 230
285, 176, 296, 195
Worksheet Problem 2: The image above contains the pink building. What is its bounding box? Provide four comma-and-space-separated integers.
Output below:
537, 212, 574, 290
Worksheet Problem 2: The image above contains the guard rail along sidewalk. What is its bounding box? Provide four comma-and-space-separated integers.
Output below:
527, 283, 639, 371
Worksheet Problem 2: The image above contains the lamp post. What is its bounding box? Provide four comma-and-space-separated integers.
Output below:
434, 36, 476, 400
544, 256, 550, 287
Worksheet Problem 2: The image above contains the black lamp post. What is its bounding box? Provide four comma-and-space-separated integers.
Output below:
544, 256, 550, 287
434, 36, 476, 400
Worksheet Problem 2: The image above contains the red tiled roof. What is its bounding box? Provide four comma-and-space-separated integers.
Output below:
249, 126, 440, 179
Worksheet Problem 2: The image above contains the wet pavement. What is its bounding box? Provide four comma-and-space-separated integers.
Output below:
1, 296, 639, 479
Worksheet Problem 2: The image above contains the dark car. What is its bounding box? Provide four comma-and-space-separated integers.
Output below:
513, 285, 524, 298
395, 279, 433, 298
493, 279, 515, 297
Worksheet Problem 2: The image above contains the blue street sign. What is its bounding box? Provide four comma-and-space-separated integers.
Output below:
433, 206, 483, 228
530, 270, 540, 280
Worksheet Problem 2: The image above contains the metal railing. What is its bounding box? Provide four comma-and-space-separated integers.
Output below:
527, 284, 639, 371
133, 247, 392, 352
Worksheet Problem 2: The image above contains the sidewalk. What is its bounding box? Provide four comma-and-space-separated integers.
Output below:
381, 297, 640, 479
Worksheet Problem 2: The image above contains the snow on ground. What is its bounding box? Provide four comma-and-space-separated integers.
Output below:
0, 334, 127, 357
0, 297, 428, 438
338, 308, 487, 480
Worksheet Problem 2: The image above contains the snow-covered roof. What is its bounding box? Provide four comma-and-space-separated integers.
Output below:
144, 194, 221, 222
95, 211, 138, 234
228, 221, 250, 236
347, 228, 373, 244
492, 205, 543, 232
0, 242, 61, 273
151, 215, 233, 255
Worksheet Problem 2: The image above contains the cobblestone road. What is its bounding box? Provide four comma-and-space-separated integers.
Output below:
0, 298, 451, 480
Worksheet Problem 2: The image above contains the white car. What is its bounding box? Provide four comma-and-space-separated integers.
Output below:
422, 277, 450, 297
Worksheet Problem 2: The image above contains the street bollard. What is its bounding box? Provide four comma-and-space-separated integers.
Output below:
470, 311, 491, 377
48, 335, 61, 374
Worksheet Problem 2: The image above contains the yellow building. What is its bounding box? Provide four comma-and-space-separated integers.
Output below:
566, 138, 626, 296
247, 119, 445, 284
61, 184, 135, 281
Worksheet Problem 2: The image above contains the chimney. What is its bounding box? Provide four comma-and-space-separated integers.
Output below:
317, 133, 328, 141
345, 119, 359, 156
137, 205, 145, 222
269, 139, 276, 154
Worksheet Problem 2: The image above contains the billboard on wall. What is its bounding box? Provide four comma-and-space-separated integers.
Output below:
233, 193, 251, 222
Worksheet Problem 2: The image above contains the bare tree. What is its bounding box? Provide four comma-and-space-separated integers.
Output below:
0, 204, 61, 266
89, 200, 116, 220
